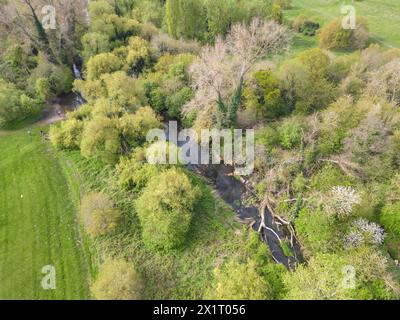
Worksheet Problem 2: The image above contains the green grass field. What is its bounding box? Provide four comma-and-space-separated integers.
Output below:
286, 0, 400, 48
0, 128, 91, 299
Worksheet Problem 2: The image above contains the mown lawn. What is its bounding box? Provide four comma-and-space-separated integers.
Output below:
286, 0, 400, 49
0, 128, 91, 299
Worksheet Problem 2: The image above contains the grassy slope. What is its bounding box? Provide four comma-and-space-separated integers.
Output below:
285, 0, 400, 54
0, 128, 91, 299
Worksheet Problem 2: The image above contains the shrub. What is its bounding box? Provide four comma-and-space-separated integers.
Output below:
302, 20, 320, 36
49, 118, 84, 150
27, 55, 73, 96
119, 106, 162, 148
295, 208, 337, 255
0, 79, 43, 127
135, 168, 200, 250
91, 259, 143, 300
209, 259, 271, 300
243, 70, 289, 119
80, 116, 121, 164
318, 17, 369, 51
278, 117, 306, 150
381, 202, 400, 236
80, 192, 121, 237
86, 53, 122, 80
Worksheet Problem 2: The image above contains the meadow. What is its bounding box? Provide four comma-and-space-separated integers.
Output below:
286, 0, 400, 53
0, 128, 92, 299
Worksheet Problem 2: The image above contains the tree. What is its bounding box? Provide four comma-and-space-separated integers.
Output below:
283, 251, 393, 300
186, 18, 291, 127
81, 32, 111, 60
0, 78, 43, 127
119, 106, 162, 148
318, 17, 369, 51
165, 0, 206, 40
367, 59, 400, 105
80, 116, 121, 164
295, 208, 337, 255
80, 192, 121, 237
244, 69, 288, 119
86, 52, 122, 80
165, 0, 180, 38
49, 118, 84, 150
278, 49, 336, 114
74, 71, 146, 108
135, 168, 200, 250
0, 0, 88, 63
113, 36, 150, 75
325, 186, 361, 218
91, 258, 143, 300
209, 259, 272, 300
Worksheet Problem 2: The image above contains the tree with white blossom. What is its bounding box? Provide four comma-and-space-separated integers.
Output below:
325, 186, 361, 218
344, 218, 386, 248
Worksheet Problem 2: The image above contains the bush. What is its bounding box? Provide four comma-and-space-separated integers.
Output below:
135, 168, 200, 250
27, 55, 73, 96
243, 70, 289, 119
278, 117, 306, 150
0, 79, 43, 127
381, 202, 400, 236
318, 17, 369, 51
209, 259, 271, 300
49, 118, 84, 150
86, 53, 122, 80
91, 258, 143, 300
80, 192, 121, 237
302, 20, 320, 36
80, 116, 121, 164
295, 208, 337, 255
119, 106, 162, 148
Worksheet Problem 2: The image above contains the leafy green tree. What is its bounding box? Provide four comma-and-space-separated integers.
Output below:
295, 208, 337, 255
86, 52, 122, 81
165, 0, 181, 38
80, 116, 121, 164
80, 192, 121, 237
81, 32, 111, 60
91, 258, 143, 300
278, 116, 307, 150
271, 4, 283, 24
116, 147, 160, 193
243, 70, 288, 119
49, 118, 84, 150
0, 79, 42, 127
135, 168, 200, 250
113, 36, 150, 75
119, 106, 162, 148
88, 0, 114, 19
279, 49, 336, 113
165, 0, 206, 40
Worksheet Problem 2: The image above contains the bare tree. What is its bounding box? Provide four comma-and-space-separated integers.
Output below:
185, 18, 292, 127
0, 0, 88, 63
